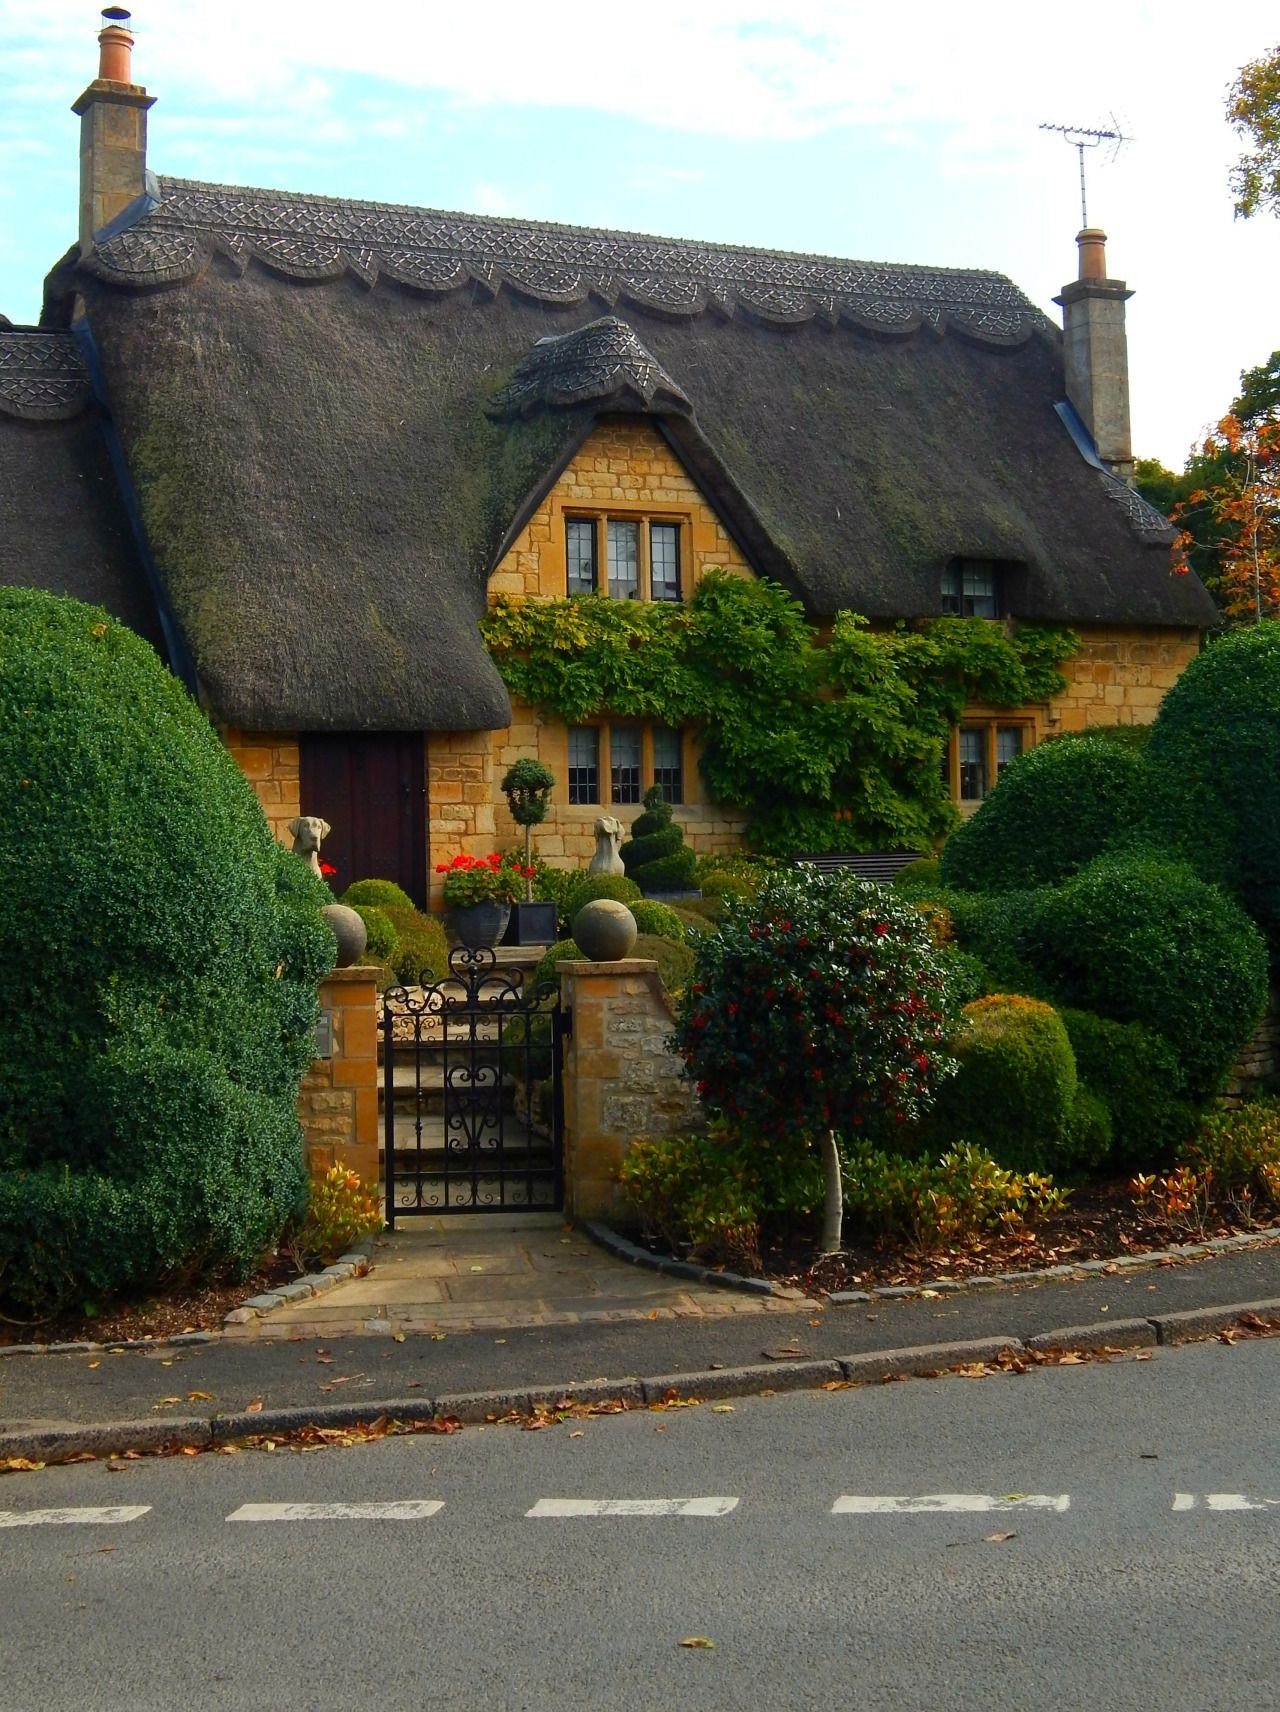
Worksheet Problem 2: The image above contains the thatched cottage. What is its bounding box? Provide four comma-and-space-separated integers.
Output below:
0, 13, 1218, 906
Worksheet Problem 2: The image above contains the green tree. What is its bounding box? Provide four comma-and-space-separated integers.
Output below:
1228, 43, 1280, 218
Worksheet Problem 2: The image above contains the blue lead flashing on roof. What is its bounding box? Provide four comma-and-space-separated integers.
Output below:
91, 170, 161, 247
1055, 398, 1104, 471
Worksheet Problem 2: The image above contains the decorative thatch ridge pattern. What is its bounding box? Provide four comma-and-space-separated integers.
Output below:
488, 318, 691, 418
88, 177, 1048, 345
0, 329, 92, 421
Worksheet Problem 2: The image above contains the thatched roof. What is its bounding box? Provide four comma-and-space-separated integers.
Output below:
0, 325, 167, 652
42, 175, 1216, 731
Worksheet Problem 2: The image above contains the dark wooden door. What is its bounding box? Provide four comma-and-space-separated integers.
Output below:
299, 733, 428, 907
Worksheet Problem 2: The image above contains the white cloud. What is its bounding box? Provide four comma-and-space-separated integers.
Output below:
3, 0, 1279, 461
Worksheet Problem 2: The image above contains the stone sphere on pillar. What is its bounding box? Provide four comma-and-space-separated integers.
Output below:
572, 898, 638, 962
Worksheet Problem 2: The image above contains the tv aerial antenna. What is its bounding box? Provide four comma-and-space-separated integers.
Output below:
1039, 118, 1131, 226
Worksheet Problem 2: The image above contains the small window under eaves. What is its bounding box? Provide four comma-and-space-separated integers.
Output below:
942, 558, 1005, 619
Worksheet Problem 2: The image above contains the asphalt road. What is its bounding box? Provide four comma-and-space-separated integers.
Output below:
2, 1337, 1279, 1710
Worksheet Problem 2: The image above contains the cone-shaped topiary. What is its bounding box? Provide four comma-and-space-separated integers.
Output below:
0, 588, 335, 1314
622, 785, 697, 893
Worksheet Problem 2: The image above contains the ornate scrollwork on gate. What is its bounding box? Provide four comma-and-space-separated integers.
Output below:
381, 946, 564, 1219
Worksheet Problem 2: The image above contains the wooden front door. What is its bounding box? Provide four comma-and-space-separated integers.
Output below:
299, 733, 428, 907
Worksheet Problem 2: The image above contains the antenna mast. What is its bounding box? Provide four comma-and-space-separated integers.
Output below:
1039, 119, 1130, 225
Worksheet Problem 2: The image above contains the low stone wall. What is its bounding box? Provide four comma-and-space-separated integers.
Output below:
558, 958, 698, 1219
1222, 987, 1280, 1108
297, 966, 379, 1185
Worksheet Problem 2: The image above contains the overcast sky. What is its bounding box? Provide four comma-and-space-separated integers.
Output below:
2, 1, 1278, 468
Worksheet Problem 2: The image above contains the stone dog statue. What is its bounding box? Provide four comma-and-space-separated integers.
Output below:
288, 814, 331, 878
589, 814, 626, 876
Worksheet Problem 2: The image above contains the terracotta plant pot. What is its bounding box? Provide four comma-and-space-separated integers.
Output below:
450, 900, 512, 950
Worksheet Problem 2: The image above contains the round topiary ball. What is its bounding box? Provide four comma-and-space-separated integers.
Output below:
941, 735, 1146, 894
572, 899, 638, 961
0, 588, 335, 1315
928, 994, 1079, 1173
1018, 849, 1268, 1102
563, 870, 642, 921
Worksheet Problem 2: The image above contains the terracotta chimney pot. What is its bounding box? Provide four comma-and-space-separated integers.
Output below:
1076, 227, 1108, 282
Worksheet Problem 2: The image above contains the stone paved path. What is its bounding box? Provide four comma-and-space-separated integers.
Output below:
253, 1213, 814, 1339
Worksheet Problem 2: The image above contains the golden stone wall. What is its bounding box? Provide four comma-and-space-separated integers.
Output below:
430, 416, 754, 901
222, 727, 301, 846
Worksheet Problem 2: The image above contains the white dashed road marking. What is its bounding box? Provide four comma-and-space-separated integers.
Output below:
0, 1506, 151, 1528
1173, 1493, 1280, 1511
526, 1497, 740, 1517
226, 1501, 444, 1522
832, 1494, 1071, 1515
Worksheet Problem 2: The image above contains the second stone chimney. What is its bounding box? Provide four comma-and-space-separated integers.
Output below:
71, 9, 156, 253
1054, 228, 1134, 480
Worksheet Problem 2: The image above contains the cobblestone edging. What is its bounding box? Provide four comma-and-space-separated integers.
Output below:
220, 1238, 376, 1327
584, 1221, 1280, 1304
0, 1239, 377, 1361
5, 1302, 1280, 1464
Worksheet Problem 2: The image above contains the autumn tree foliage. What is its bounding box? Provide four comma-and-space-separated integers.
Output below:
1135, 351, 1280, 623
1228, 42, 1280, 219
671, 868, 955, 1252
1169, 414, 1280, 623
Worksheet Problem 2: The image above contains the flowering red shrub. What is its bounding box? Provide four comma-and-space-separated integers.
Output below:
672, 868, 955, 1147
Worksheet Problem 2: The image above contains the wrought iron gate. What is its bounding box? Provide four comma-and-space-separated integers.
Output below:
382, 947, 566, 1221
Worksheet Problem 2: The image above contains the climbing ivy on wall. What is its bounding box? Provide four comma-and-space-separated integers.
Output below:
480, 573, 1077, 855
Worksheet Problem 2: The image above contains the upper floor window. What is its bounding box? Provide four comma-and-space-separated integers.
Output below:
942, 558, 1002, 619
566, 516, 685, 603
567, 518, 597, 596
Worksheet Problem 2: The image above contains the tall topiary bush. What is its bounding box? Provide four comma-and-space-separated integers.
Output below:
941, 735, 1147, 894
1144, 622, 1280, 950
0, 589, 334, 1315
622, 785, 697, 893
1018, 850, 1268, 1101
672, 868, 955, 1252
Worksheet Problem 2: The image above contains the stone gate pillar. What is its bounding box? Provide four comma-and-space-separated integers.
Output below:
297, 965, 379, 1186
557, 958, 699, 1219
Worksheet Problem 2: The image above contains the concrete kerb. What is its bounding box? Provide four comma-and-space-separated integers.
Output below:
584, 1221, 1280, 1307
7, 1305, 1280, 1465
223, 1238, 376, 1329
581, 1220, 777, 1296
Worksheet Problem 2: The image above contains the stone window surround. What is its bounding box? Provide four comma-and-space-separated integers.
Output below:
557, 499, 690, 603
943, 715, 1035, 810
565, 719, 688, 808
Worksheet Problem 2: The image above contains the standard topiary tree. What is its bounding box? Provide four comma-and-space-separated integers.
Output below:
501, 757, 555, 902
622, 785, 697, 893
1144, 622, 1280, 950
672, 868, 955, 1252
0, 589, 335, 1315
941, 735, 1147, 893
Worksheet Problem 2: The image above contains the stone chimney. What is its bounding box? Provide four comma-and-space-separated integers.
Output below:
71, 8, 156, 253
1055, 228, 1134, 480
